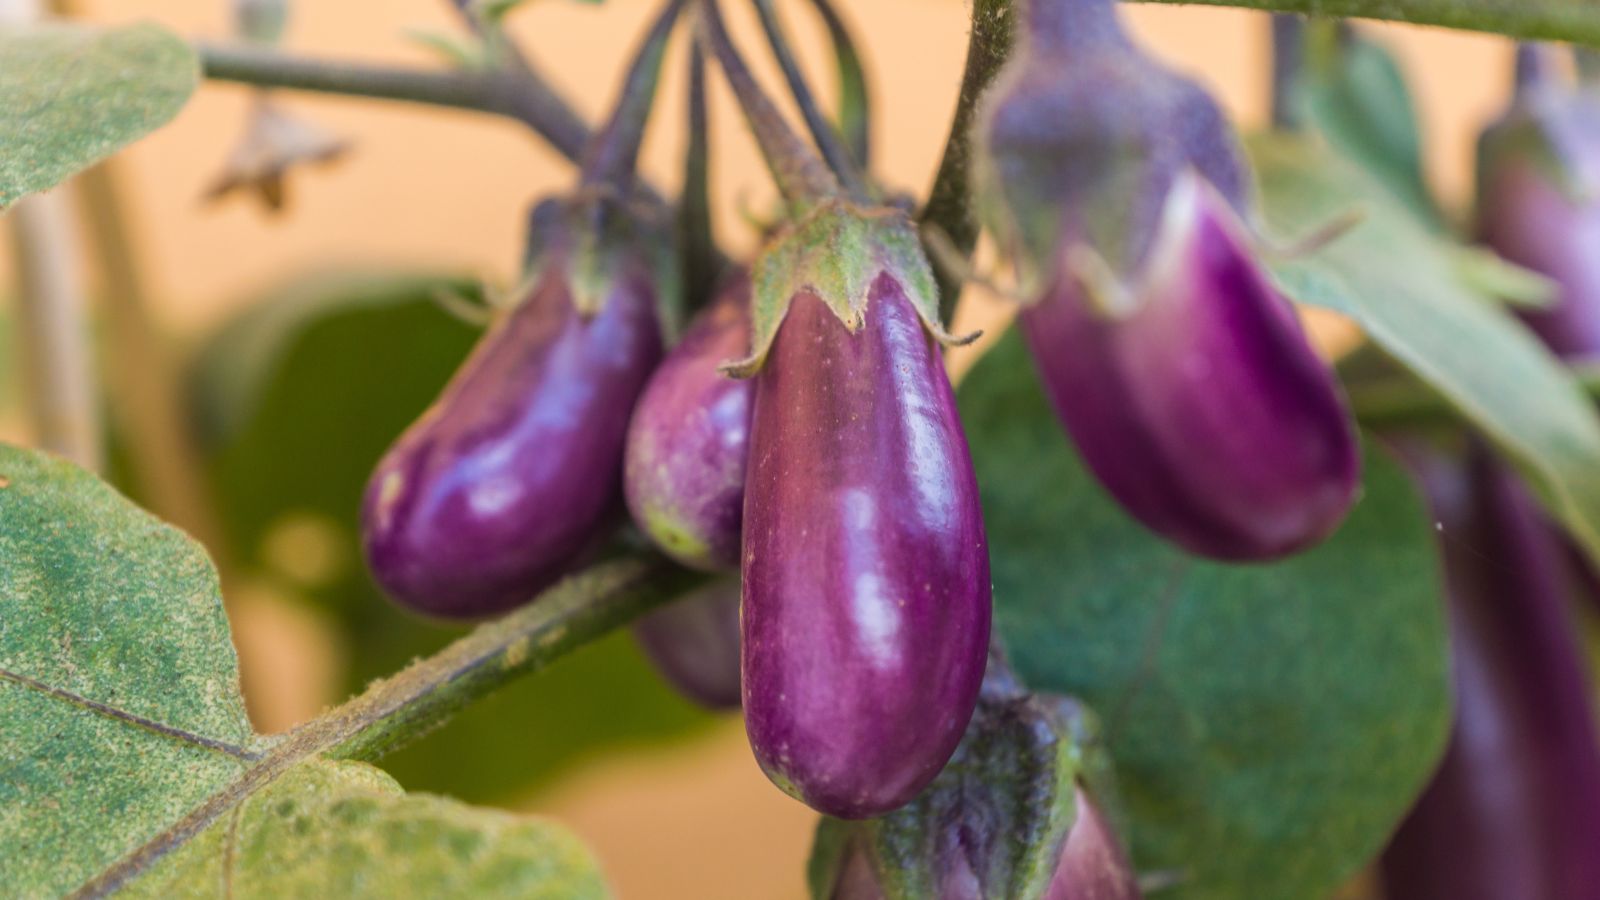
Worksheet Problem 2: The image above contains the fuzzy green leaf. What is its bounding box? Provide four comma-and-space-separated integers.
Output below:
124, 759, 606, 899
1252, 132, 1600, 570
957, 332, 1450, 900
0, 22, 197, 209
0, 443, 612, 896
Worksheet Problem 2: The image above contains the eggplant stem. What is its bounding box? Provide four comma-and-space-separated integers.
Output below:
581, 0, 690, 190
695, 0, 843, 209
749, 0, 872, 201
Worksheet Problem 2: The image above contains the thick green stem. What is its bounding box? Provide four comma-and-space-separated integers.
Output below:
1136, 0, 1600, 46
75, 554, 700, 899
920, 0, 1015, 323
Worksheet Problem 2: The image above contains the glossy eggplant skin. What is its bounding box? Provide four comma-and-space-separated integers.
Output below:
742, 274, 991, 819
624, 274, 754, 571
362, 262, 663, 619
1018, 177, 1358, 561
630, 577, 742, 711
1380, 448, 1600, 900
1479, 156, 1600, 358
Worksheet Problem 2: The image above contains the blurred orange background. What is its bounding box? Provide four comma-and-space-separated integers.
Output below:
0, 1, 1516, 897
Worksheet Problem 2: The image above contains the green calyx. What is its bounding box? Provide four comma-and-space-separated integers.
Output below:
517, 190, 682, 336
806, 671, 1120, 900
723, 198, 968, 378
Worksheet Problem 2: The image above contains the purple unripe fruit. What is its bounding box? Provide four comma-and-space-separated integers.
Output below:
1018, 174, 1359, 560
1380, 446, 1600, 900
624, 273, 754, 571
1477, 47, 1600, 360
741, 274, 991, 819
976, 0, 1358, 561
362, 256, 663, 619
630, 577, 742, 711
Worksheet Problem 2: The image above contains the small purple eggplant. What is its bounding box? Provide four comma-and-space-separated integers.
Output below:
740, 251, 990, 818
1478, 45, 1600, 360
810, 657, 1140, 899
1380, 445, 1600, 900
630, 577, 742, 711
362, 210, 666, 618
974, 0, 1358, 561
624, 273, 754, 571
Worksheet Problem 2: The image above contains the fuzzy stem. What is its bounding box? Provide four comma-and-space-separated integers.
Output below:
7, 194, 102, 471
695, 0, 841, 209
750, 0, 870, 200
582, 0, 688, 189
809, 0, 870, 169
919, 0, 1015, 323
197, 42, 593, 163
680, 42, 719, 311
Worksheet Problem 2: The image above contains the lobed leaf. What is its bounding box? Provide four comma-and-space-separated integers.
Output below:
0, 22, 196, 209
957, 331, 1450, 900
1252, 132, 1600, 570
0, 443, 614, 897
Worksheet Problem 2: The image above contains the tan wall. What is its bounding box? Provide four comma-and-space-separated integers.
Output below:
2, 2, 1516, 897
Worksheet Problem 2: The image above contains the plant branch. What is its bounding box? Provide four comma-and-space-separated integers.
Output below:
919, 0, 1015, 323
750, 0, 871, 200
75, 554, 700, 899
197, 42, 592, 163
581, 0, 687, 188
1138, 0, 1600, 45
8, 193, 103, 471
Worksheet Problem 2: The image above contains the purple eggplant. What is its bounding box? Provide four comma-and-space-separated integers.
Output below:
811, 656, 1139, 899
362, 241, 663, 619
1019, 174, 1357, 560
974, 0, 1358, 561
741, 272, 991, 819
624, 273, 754, 571
631, 577, 742, 711
1478, 45, 1600, 360
1380, 446, 1600, 900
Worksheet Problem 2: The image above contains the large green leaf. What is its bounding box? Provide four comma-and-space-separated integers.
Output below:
0, 443, 607, 897
1252, 133, 1600, 569
0, 22, 197, 209
186, 273, 713, 805
957, 332, 1450, 900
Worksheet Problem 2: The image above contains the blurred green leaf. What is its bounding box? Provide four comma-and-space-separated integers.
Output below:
0, 22, 196, 209
957, 332, 1450, 900
1295, 33, 1440, 227
0, 443, 607, 898
1253, 133, 1600, 572
189, 272, 713, 805
1142, 0, 1600, 45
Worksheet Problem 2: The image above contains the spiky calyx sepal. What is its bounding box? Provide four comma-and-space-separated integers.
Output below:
516, 191, 683, 338
723, 199, 970, 377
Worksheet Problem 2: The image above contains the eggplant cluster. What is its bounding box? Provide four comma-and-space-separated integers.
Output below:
357, 0, 1379, 843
